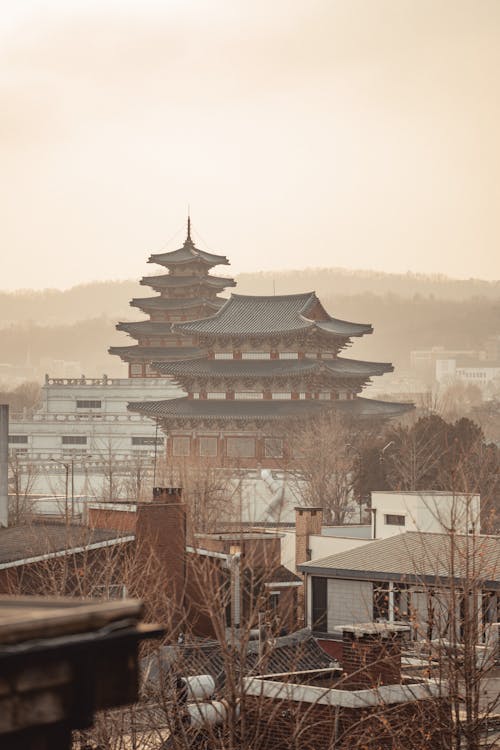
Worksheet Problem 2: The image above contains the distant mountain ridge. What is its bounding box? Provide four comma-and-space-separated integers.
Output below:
0, 268, 498, 327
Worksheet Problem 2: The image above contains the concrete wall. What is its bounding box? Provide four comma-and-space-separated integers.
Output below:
372, 492, 481, 537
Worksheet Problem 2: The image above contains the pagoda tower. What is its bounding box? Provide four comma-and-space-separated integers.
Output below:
109, 218, 236, 377
129, 292, 413, 466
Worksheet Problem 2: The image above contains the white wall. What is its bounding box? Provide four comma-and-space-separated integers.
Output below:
372, 492, 481, 537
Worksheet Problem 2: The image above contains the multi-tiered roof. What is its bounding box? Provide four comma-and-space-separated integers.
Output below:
129, 292, 412, 427
109, 219, 236, 376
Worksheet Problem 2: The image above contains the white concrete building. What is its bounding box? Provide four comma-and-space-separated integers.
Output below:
8, 374, 181, 499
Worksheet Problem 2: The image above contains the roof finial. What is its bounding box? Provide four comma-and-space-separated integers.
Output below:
187, 208, 191, 242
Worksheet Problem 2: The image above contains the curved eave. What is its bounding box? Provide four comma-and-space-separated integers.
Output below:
148, 242, 230, 267
130, 297, 224, 312
128, 396, 414, 422
116, 321, 173, 336
109, 345, 203, 361
140, 275, 236, 290
173, 292, 372, 339
151, 357, 394, 380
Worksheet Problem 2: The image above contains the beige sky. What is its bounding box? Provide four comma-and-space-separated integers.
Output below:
1, 0, 499, 290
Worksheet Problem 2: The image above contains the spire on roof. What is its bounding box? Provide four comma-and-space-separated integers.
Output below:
186, 213, 192, 243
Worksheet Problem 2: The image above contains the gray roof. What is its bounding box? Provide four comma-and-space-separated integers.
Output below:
174, 293, 372, 339
116, 321, 173, 336
0, 523, 129, 565
130, 296, 224, 312
108, 345, 203, 361
148, 237, 230, 267
128, 396, 412, 422
140, 274, 236, 290
152, 356, 393, 380
298, 531, 500, 587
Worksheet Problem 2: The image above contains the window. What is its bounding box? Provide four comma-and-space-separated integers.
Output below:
384, 514, 406, 526
62, 436, 87, 445
318, 392, 331, 400
234, 392, 263, 400
264, 437, 283, 458
206, 392, 226, 399
226, 437, 256, 458
299, 392, 307, 400
214, 352, 233, 359
271, 392, 291, 400
199, 437, 218, 457
130, 364, 143, 376
145, 364, 159, 376
131, 436, 164, 446
76, 400, 102, 409
241, 352, 270, 360
311, 577, 327, 632
279, 352, 298, 359
9, 435, 28, 444
172, 437, 190, 457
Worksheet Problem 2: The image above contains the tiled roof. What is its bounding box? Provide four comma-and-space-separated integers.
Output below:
128, 396, 413, 421
148, 237, 230, 267
174, 293, 372, 338
116, 321, 173, 336
298, 531, 500, 587
143, 629, 335, 691
0, 523, 129, 565
140, 274, 236, 290
130, 296, 224, 312
108, 345, 203, 361
152, 356, 393, 380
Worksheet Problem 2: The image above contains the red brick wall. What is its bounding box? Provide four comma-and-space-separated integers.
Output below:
243, 694, 451, 750
341, 632, 402, 688
88, 507, 136, 533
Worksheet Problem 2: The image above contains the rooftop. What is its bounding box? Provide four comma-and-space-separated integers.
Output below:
0, 523, 130, 567
148, 222, 230, 268
130, 296, 224, 312
173, 292, 372, 339
152, 356, 393, 380
140, 274, 236, 290
128, 395, 413, 422
108, 345, 203, 361
299, 531, 500, 587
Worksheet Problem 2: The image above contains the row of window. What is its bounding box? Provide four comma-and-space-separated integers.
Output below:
191, 391, 351, 400
172, 436, 283, 459
9, 435, 164, 446
213, 351, 335, 360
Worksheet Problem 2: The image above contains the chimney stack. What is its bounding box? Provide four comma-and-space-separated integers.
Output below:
136, 487, 186, 630
295, 506, 323, 567
339, 623, 409, 688
0, 405, 8, 528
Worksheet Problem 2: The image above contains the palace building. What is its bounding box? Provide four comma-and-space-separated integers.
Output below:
109, 218, 235, 377
129, 291, 412, 469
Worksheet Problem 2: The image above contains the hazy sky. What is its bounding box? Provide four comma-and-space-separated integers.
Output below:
1, 0, 500, 290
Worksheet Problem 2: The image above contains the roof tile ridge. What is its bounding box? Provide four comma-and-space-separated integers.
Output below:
173, 294, 234, 330
230, 291, 315, 301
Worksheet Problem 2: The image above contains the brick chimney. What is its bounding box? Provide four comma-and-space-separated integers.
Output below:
295, 507, 323, 568
136, 487, 186, 627
339, 623, 409, 688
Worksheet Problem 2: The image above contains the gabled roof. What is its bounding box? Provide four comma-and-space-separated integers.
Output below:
152, 356, 393, 380
173, 293, 372, 339
128, 396, 413, 422
130, 296, 224, 312
298, 531, 500, 587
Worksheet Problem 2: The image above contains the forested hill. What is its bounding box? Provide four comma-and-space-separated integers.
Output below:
0, 269, 498, 326
0, 269, 498, 379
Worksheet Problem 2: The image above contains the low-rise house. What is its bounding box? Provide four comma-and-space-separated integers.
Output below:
298, 531, 500, 640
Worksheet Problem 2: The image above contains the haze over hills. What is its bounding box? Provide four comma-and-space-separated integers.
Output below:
0, 268, 498, 381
